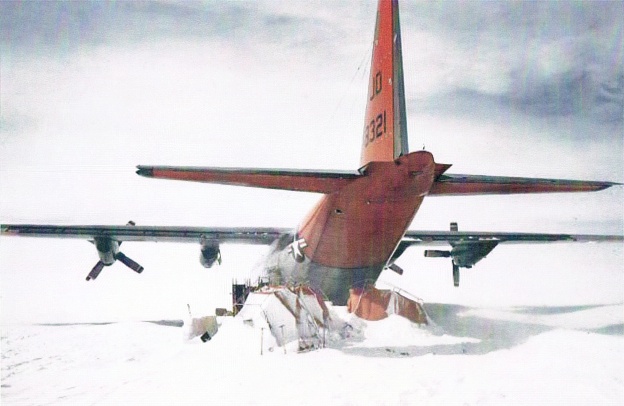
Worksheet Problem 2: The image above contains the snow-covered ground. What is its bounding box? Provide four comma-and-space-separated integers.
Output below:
2, 301, 622, 406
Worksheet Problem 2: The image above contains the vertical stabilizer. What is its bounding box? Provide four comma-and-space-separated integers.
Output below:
360, 0, 409, 167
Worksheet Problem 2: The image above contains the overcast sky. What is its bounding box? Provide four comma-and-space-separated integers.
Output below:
1, 1, 622, 323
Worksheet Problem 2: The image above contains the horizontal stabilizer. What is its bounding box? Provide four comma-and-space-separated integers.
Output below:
136, 166, 361, 194
429, 174, 620, 196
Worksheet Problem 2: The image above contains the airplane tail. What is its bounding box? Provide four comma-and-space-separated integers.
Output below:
360, 0, 409, 168
136, 0, 619, 197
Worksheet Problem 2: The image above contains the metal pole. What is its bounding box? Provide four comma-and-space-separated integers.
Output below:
260, 328, 264, 356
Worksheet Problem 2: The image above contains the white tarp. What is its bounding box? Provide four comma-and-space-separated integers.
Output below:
184, 315, 218, 341
237, 286, 346, 351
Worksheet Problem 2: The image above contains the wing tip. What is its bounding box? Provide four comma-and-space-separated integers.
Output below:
591, 181, 622, 192
136, 166, 153, 177
0, 225, 21, 236
604, 181, 623, 188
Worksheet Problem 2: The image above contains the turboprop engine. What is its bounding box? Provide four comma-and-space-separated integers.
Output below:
423, 222, 498, 287
85, 221, 144, 281
199, 244, 221, 268
86, 236, 144, 280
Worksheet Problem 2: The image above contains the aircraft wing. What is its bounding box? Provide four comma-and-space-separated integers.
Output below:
395, 228, 623, 286
401, 230, 624, 246
0, 224, 291, 280
0, 224, 288, 244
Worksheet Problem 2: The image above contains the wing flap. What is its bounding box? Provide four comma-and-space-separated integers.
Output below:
136, 166, 361, 194
429, 174, 619, 196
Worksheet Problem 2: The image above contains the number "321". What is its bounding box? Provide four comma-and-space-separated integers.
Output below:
363, 110, 387, 146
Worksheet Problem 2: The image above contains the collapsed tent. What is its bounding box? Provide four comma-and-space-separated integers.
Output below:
237, 286, 345, 351
347, 286, 428, 324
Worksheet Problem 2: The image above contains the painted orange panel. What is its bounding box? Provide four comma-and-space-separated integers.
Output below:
142, 167, 355, 194
429, 178, 615, 195
298, 151, 435, 269
360, 0, 396, 165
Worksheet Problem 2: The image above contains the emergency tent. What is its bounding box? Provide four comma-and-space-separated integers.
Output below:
347, 286, 428, 324
237, 286, 345, 351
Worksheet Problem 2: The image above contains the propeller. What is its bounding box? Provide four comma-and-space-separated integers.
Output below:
115, 252, 144, 274
87, 252, 144, 281
86, 261, 105, 281
85, 252, 144, 281
85, 221, 144, 281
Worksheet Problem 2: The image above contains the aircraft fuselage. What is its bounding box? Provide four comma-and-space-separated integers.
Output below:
266, 151, 435, 304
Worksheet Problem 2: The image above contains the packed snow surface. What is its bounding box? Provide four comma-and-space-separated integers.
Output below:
2, 303, 622, 405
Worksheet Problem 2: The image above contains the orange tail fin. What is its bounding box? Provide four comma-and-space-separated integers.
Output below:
360, 0, 409, 168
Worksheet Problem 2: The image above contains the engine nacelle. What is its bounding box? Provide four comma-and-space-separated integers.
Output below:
422, 222, 499, 288
94, 238, 120, 265
450, 241, 498, 268
200, 244, 221, 268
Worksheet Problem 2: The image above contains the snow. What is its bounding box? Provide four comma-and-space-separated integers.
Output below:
3, 302, 622, 405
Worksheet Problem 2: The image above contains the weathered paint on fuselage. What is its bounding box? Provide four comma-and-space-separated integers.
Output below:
263, 151, 436, 305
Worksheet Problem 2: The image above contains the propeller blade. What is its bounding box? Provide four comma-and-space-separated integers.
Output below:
115, 252, 144, 274
86, 261, 105, 281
